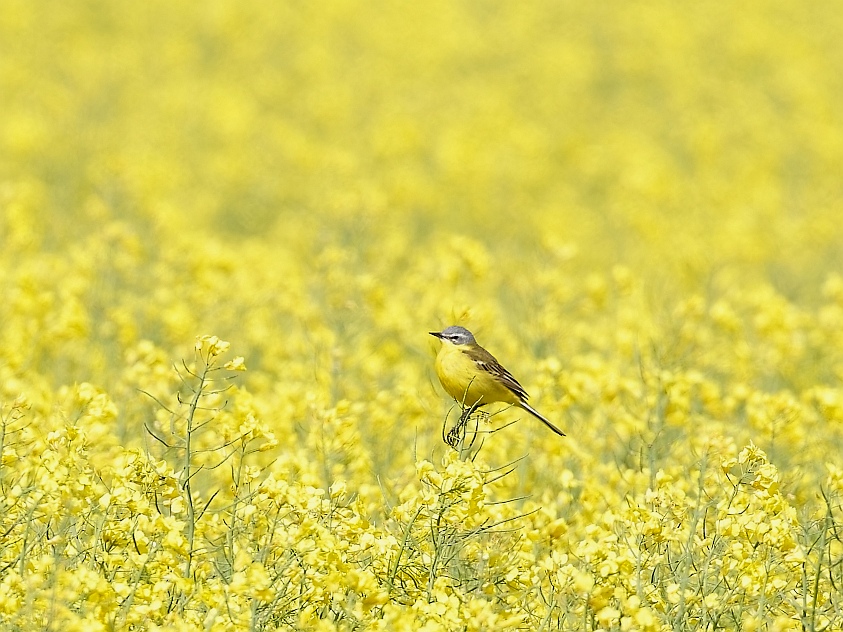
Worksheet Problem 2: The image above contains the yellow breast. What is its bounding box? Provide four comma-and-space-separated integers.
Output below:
434, 343, 517, 406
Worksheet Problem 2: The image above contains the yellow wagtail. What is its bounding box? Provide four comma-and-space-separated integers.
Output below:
430, 326, 565, 437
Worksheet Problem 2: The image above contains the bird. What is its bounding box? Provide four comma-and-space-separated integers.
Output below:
429, 325, 565, 437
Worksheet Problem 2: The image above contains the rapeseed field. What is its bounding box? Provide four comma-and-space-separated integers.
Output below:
2, 1, 843, 630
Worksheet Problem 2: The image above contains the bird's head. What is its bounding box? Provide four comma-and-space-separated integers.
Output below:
429, 326, 476, 346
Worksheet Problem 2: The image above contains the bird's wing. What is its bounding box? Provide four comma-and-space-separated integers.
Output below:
463, 345, 529, 401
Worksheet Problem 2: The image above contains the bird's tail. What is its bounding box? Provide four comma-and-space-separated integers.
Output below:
519, 402, 566, 437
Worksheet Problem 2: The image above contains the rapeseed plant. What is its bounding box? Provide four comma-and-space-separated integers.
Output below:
3, 0, 843, 629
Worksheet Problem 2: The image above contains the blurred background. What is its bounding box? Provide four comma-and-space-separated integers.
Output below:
4, 1, 842, 272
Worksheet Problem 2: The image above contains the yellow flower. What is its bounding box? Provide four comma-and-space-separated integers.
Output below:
224, 356, 247, 371
195, 335, 230, 357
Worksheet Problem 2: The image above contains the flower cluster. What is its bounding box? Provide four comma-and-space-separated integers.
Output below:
3, 0, 843, 629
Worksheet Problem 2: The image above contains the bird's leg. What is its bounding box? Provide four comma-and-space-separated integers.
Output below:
444, 381, 487, 455
460, 401, 479, 424
448, 398, 485, 458
445, 416, 464, 450
444, 400, 477, 451
443, 383, 475, 450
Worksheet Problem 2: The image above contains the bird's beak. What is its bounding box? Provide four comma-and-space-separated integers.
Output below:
429, 331, 443, 339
